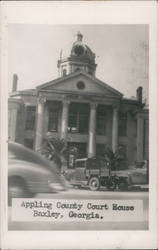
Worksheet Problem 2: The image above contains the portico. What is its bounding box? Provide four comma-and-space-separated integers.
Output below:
34, 90, 120, 158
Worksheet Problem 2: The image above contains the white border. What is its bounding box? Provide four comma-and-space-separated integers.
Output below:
1, 1, 158, 249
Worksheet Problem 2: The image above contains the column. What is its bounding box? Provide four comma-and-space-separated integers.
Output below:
136, 114, 144, 162
35, 97, 45, 151
61, 100, 69, 140
112, 106, 119, 153
88, 103, 97, 158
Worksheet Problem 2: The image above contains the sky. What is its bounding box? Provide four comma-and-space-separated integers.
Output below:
8, 24, 149, 101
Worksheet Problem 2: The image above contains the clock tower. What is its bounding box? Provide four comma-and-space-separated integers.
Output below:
57, 32, 97, 77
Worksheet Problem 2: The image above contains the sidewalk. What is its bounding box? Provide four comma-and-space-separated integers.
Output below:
129, 184, 149, 192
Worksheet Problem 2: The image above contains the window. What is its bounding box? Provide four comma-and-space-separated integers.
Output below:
118, 112, 127, 136
79, 113, 89, 133
68, 113, 89, 133
25, 106, 36, 130
76, 161, 86, 168
63, 69, 67, 76
68, 113, 78, 133
96, 114, 106, 135
88, 158, 98, 169
68, 103, 89, 134
77, 81, 85, 90
96, 106, 106, 135
48, 108, 59, 132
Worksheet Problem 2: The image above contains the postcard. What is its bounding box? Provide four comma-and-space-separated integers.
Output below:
1, 1, 157, 249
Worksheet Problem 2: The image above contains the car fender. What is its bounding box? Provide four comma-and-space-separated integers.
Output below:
8, 160, 58, 193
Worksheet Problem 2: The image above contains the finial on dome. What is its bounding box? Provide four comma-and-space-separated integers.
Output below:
76, 31, 83, 42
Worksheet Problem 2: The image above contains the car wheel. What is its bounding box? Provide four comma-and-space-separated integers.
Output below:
89, 177, 100, 191
8, 176, 32, 206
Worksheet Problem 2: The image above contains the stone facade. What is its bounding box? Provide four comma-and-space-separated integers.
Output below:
8, 32, 149, 168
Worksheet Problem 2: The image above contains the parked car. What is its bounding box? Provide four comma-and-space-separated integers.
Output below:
115, 161, 148, 188
63, 158, 118, 191
63, 158, 148, 191
8, 142, 67, 205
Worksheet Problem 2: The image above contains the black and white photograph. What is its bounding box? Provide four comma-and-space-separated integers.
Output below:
7, 23, 149, 230
1, 1, 158, 249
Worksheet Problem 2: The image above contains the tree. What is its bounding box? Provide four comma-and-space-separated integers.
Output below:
103, 145, 126, 175
39, 135, 68, 172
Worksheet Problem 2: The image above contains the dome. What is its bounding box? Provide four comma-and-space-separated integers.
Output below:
57, 32, 97, 77
70, 32, 96, 64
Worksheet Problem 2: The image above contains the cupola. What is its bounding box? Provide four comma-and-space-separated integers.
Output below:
57, 32, 97, 77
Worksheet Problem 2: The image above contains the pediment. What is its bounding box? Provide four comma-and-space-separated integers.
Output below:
37, 72, 123, 98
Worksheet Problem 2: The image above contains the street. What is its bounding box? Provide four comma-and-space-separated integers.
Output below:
8, 188, 148, 231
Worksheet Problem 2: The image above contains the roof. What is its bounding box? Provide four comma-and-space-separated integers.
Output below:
37, 70, 123, 97
9, 89, 36, 97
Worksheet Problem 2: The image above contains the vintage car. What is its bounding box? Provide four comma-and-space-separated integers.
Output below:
8, 142, 67, 205
63, 158, 117, 191
63, 158, 148, 191
114, 161, 148, 189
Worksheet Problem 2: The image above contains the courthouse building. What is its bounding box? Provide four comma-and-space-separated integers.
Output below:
8, 32, 149, 167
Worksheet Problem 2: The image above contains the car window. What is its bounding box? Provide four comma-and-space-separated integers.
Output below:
87, 159, 99, 169
76, 161, 86, 168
